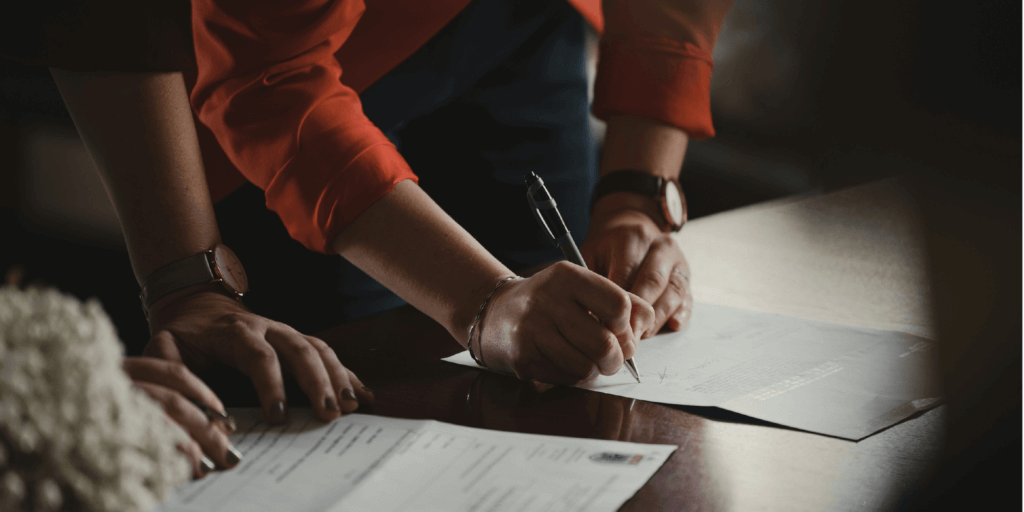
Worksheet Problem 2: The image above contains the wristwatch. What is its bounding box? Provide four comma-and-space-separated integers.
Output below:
592, 170, 688, 232
139, 244, 248, 315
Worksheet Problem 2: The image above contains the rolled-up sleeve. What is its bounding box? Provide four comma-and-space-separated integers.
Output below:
592, 0, 733, 139
190, 0, 417, 253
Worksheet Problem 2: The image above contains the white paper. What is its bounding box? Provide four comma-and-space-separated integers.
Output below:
155, 409, 675, 512
444, 303, 941, 440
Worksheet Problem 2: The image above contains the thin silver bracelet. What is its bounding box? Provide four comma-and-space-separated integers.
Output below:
467, 275, 522, 367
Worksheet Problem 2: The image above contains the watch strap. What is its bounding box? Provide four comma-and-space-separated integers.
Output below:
140, 252, 217, 313
592, 170, 663, 208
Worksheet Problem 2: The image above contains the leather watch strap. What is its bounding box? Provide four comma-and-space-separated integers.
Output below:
592, 170, 663, 208
140, 252, 216, 312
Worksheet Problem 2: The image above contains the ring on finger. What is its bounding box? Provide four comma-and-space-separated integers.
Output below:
671, 268, 690, 283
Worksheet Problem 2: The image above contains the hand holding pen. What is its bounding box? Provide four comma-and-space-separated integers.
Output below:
515, 172, 651, 383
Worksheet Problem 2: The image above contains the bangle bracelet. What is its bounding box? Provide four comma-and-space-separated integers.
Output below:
467, 275, 522, 367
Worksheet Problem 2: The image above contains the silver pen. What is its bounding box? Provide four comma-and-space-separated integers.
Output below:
525, 172, 641, 383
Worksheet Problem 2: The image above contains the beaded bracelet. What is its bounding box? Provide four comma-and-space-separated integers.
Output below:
467, 275, 522, 367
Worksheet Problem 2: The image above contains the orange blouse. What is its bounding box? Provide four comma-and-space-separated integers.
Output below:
190, 0, 731, 253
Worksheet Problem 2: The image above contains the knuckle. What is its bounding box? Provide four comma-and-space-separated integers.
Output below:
292, 342, 318, 361
164, 392, 191, 418
307, 336, 330, 351
610, 290, 631, 314
642, 300, 657, 319
666, 273, 687, 294
552, 260, 576, 272
651, 235, 675, 252
318, 345, 341, 364
223, 312, 254, 335
634, 272, 664, 292
244, 344, 278, 368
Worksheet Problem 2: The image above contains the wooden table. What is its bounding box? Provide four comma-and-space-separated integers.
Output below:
284, 179, 944, 511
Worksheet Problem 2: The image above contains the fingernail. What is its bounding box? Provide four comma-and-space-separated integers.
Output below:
341, 389, 356, 402
324, 396, 339, 411
361, 385, 373, 394
201, 455, 216, 474
225, 444, 243, 466
269, 401, 287, 424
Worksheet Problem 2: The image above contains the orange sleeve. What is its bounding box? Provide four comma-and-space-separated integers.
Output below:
592, 0, 733, 139
190, 0, 417, 254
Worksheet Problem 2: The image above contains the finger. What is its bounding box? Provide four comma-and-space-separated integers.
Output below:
667, 290, 694, 331
648, 270, 688, 337
516, 332, 591, 385
555, 308, 623, 376
306, 335, 365, 414
342, 367, 375, 407
560, 266, 634, 339
265, 328, 340, 423
136, 381, 242, 471
143, 330, 185, 363
604, 235, 647, 290
123, 357, 234, 434
538, 315, 605, 381
626, 292, 655, 348
225, 328, 289, 425
177, 440, 208, 479
628, 238, 677, 307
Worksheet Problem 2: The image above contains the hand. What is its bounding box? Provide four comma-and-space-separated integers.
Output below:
580, 204, 693, 336
124, 356, 241, 479
143, 287, 374, 426
476, 261, 655, 384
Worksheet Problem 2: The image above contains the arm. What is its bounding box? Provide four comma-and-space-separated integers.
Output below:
191, 0, 654, 384
332, 180, 655, 383
582, 0, 734, 334
49, 70, 370, 427
50, 70, 243, 475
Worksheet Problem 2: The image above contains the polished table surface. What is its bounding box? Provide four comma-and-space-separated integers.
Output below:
306, 179, 943, 511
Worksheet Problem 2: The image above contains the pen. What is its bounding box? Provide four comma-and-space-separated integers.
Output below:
525, 172, 641, 383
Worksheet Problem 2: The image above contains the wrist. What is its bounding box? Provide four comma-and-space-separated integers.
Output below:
451, 273, 520, 349
591, 170, 687, 232
146, 282, 239, 327
591, 192, 672, 233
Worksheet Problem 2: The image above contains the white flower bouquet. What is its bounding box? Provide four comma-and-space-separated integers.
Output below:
0, 285, 190, 511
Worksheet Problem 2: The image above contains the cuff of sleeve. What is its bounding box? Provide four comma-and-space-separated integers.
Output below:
592, 39, 716, 139
265, 138, 418, 254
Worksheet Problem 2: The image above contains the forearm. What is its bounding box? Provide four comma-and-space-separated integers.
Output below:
50, 70, 220, 283
330, 180, 510, 345
595, 115, 689, 220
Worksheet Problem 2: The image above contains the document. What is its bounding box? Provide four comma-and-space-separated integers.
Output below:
444, 303, 941, 440
155, 409, 676, 512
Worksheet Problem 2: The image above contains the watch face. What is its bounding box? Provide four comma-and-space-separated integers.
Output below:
211, 244, 249, 295
663, 180, 686, 228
